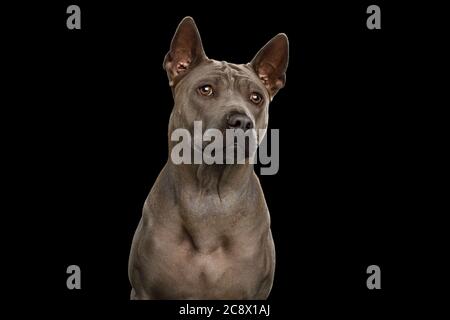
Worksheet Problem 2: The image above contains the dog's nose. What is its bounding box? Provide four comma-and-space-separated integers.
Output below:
227, 113, 254, 131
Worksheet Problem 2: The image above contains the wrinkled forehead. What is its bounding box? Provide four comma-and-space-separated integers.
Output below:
200, 60, 257, 80
179, 60, 267, 93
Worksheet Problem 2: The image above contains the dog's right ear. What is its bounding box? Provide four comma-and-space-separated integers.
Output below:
163, 17, 207, 87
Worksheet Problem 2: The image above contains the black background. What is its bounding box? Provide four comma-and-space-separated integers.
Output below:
6, 0, 440, 317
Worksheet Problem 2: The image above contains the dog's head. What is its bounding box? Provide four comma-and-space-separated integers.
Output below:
164, 17, 288, 158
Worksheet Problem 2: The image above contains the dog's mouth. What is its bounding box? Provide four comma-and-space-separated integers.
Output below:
224, 140, 252, 160
190, 128, 258, 164
193, 141, 253, 163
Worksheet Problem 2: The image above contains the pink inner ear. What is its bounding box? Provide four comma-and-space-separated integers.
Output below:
172, 48, 193, 74
259, 73, 269, 85
257, 63, 275, 86
176, 60, 190, 74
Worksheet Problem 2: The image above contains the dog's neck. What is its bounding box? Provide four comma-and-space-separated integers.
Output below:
167, 161, 253, 199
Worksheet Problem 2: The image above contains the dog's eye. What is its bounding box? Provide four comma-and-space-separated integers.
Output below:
198, 85, 214, 96
249, 92, 263, 104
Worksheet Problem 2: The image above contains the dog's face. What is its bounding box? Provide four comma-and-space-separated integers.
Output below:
170, 60, 270, 142
164, 17, 288, 151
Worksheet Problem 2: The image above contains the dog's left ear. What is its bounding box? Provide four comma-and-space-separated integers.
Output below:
250, 33, 289, 100
164, 17, 207, 87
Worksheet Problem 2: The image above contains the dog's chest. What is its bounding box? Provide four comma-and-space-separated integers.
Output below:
154, 228, 273, 299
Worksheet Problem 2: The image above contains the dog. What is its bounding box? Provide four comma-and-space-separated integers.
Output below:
128, 16, 288, 299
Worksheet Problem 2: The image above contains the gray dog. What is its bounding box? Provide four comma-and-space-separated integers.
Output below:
128, 16, 288, 299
